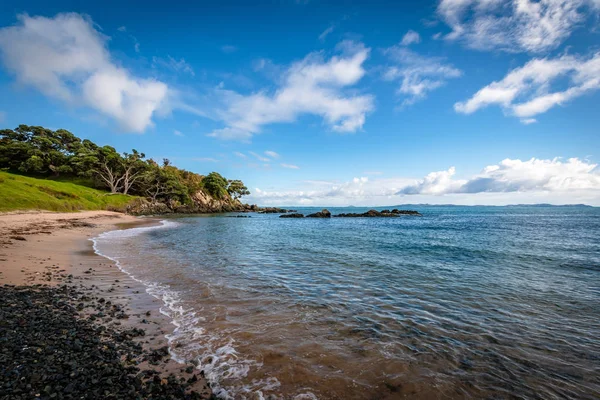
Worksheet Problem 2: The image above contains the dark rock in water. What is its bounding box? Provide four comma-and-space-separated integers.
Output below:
306, 209, 331, 218
335, 209, 422, 217
257, 207, 290, 214
280, 213, 304, 218
10, 235, 27, 241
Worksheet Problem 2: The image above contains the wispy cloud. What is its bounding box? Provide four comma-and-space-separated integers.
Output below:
249, 151, 270, 162
193, 157, 219, 163
319, 25, 335, 41
265, 150, 280, 159
207, 40, 374, 141
174, 130, 184, 136
455, 52, 600, 120
0, 13, 169, 133
400, 30, 421, 46
233, 151, 247, 159
437, 0, 600, 53
383, 45, 462, 107
221, 45, 237, 54
281, 163, 300, 169
152, 55, 195, 76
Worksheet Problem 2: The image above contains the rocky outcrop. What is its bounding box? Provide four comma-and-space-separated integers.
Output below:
258, 207, 296, 214
280, 213, 304, 218
306, 209, 331, 218
126, 198, 173, 215
335, 209, 422, 217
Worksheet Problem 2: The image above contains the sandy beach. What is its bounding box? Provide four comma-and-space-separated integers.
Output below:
0, 210, 213, 399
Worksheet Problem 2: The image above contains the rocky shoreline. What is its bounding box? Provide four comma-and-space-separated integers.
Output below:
279, 209, 422, 218
0, 285, 213, 400
0, 211, 214, 400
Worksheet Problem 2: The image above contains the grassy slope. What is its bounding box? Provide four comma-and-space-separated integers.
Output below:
0, 171, 137, 212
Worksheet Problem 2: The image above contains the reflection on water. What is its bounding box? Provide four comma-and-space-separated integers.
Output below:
94, 206, 600, 399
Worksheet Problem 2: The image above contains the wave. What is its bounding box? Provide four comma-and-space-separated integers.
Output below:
90, 219, 288, 400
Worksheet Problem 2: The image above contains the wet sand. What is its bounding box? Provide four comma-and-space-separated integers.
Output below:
0, 210, 212, 399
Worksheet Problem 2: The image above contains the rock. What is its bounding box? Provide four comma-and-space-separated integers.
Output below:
335, 209, 422, 217
280, 213, 304, 218
257, 207, 290, 214
306, 209, 331, 218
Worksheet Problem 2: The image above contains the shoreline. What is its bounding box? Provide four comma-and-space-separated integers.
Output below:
0, 210, 213, 399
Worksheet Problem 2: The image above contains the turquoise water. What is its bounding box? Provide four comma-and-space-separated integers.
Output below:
94, 206, 600, 399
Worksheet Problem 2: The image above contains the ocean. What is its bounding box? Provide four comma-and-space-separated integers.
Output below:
92, 206, 600, 399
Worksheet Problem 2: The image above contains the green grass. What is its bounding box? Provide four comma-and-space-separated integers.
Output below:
0, 171, 138, 213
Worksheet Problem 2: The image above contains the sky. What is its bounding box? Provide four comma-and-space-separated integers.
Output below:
0, 0, 599, 206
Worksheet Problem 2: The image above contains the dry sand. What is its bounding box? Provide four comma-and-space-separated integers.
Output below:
0, 210, 212, 398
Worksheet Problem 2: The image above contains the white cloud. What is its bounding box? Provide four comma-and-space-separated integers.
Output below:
221, 45, 237, 54
398, 158, 600, 195
319, 25, 335, 41
246, 157, 600, 206
383, 46, 462, 106
249, 151, 270, 162
207, 41, 374, 140
233, 151, 247, 159
193, 157, 219, 162
207, 127, 253, 141
174, 130, 184, 136
437, 0, 598, 53
0, 13, 169, 133
455, 52, 600, 119
400, 30, 421, 46
117, 26, 126, 32
265, 150, 280, 159
152, 55, 195, 76
521, 118, 537, 125
248, 176, 414, 206
281, 163, 300, 169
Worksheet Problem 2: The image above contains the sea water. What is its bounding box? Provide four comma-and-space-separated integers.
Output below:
92, 206, 600, 399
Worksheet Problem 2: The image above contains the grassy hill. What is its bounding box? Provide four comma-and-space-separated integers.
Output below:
0, 171, 137, 213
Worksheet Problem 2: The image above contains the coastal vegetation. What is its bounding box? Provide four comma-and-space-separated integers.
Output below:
0, 125, 250, 213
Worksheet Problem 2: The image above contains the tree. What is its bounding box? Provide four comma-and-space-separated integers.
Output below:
227, 179, 250, 200
141, 161, 186, 202
202, 172, 229, 199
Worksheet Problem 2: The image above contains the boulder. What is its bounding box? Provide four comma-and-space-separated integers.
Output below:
279, 213, 304, 218
306, 209, 331, 218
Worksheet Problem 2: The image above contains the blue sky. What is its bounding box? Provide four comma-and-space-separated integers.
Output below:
0, 0, 599, 205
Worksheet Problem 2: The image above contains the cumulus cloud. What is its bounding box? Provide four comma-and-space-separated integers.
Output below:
398, 158, 600, 195
400, 30, 421, 46
207, 41, 374, 140
383, 46, 462, 106
0, 13, 169, 133
437, 0, 599, 53
246, 157, 600, 206
455, 52, 600, 119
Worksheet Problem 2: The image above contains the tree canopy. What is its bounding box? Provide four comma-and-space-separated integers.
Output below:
0, 125, 250, 205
